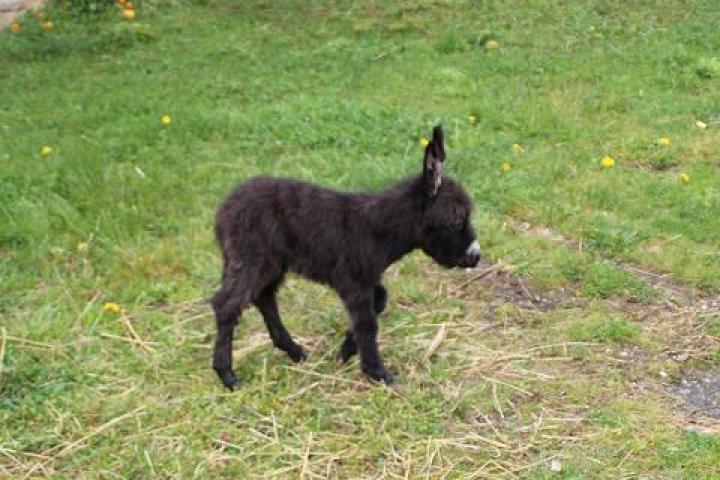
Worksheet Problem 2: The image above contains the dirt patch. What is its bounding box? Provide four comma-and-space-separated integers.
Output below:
616, 261, 700, 306
507, 218, 717, 309
614, 345, 650, 361
666, 368, 720, 420
479, 219, 720, 424
451, 258, 584, 312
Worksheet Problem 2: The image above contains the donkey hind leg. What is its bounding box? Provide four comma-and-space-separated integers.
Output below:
254, 280, 306, 363
211, 262, 280, 391
211, 276, 252, 391
338, 284, 387, 363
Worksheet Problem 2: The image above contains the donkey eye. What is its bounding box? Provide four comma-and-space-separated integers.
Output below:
449, 221, 464, 232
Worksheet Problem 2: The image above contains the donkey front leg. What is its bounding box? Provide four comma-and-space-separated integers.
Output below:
342, 289, 393, 384
338, 283, 387, 363
373, 284, 388, 315
337, 330, 357, 364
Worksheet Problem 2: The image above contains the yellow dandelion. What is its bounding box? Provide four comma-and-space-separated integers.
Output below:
420, 137, 430, 148
658, 136, 671, 147
601, 155, 615, 169
161, 114, 171, 126
10, 21, 21, 32
468, 114, 477, 125
502, 162, 512, 173
679, 172, 690, 183
485, 39, 499, 49
118, 0, 127, 5
41, 145, 53, 157
511, 143, 524, 155
695, 120, 708, 129
103, 302, 121, 314
41, 21, 53, 31
123, 8, 135, 20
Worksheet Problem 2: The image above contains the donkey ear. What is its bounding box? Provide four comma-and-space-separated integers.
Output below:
423, 124, 446, 196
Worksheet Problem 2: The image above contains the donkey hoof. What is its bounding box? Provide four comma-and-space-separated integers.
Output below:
214, 367, 238, 391
287, 345, 307, 363
380, 371, 395, 385
364, 367, 394, 385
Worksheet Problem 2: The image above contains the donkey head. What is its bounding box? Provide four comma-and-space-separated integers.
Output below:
419, 125, 480, 269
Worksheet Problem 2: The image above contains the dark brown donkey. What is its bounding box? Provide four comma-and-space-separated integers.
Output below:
211, 125, 480, 390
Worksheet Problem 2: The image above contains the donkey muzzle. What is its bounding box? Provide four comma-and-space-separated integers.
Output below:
460, 240, 481, 268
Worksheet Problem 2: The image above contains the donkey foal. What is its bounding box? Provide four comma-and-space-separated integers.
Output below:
211, 125, 480, 390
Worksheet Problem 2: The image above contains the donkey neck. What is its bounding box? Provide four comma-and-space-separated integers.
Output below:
366, 176, 426, 265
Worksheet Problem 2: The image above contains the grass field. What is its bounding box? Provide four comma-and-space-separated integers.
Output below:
2, 0, 720, 477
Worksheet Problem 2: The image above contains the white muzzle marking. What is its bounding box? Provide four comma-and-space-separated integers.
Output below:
466, 240, 481, 256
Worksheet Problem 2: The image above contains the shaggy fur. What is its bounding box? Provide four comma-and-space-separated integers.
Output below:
211, 125, 479, 389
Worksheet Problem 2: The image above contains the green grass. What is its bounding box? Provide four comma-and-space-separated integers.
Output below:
2, 0, 720, 477
567, 314, 641, 344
